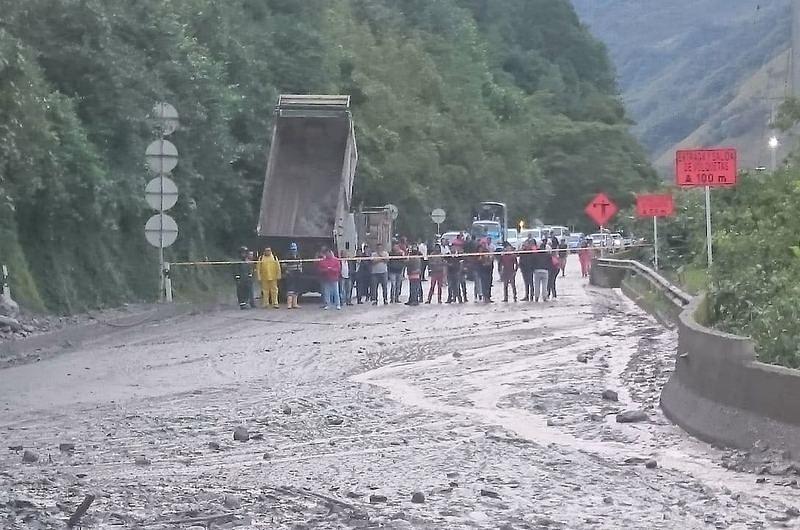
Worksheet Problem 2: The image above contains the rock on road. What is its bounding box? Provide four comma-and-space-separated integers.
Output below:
1, 258, 798, 528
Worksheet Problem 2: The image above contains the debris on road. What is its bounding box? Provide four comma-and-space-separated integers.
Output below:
21, 450, 38, 463
66, 494, 95, 528
233, 426, 250, 441
601, 389, 619, 402
616, 410, 649, 423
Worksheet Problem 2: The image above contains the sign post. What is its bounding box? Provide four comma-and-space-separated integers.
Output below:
431, 208, 446, 236
145, 102, 180, 301
675, 148, 737, 269
636, 194, 675, 270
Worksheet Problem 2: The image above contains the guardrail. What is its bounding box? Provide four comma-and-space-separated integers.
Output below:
594, 258, 693, 308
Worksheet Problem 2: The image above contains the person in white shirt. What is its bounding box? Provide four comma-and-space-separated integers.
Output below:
418, 240, 428, 281
338, 250, 353, 306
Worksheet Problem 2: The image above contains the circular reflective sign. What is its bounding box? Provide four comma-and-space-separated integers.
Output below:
145, 176, 179, 211
145, 139, 179, 174
144, 213, 178, 248
152, 102, 179, 136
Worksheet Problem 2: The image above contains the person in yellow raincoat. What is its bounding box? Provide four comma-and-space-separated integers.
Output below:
256, 247, 282, 308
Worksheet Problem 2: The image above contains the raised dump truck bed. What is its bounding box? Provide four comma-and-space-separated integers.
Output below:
256, 95, 358, 295
257, 95, 357, 241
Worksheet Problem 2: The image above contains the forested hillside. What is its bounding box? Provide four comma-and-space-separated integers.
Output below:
572, 0, 791, 169
0, 0, 656, 312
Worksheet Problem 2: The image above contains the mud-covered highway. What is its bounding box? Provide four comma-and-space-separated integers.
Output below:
1, 258, 798, 529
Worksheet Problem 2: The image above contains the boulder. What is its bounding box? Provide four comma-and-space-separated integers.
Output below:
601, 390, 619, 402
616, 410, 649, 423
411, 492, 425, 504
233, 426, 250, 442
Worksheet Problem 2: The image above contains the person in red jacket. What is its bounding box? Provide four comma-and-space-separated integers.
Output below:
500, 241, 518, 302
317, 247, 342, 310
579, 240, 593, 278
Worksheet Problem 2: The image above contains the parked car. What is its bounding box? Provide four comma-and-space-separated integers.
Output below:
517, 228, 543, 249
546, 225, 570, 242
589, 233, 610, 247
566, 233, 584, 250
505, 228, 519, 248
610, 233, 624, 248
440, 231, 463, 248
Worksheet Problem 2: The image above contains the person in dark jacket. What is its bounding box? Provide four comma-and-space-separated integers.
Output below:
532, 240, 550, 302
388, 243, 405, 303
547, 237, 560, 300
405, 247, 422, 306
426, 245, 446, 304
283, 242, 303, 309
500, 241, 518, 302
478, 242, 494, 303
519, 238, 535, 301
355, 244, 372, 304
234, 246, 254, 310
464, 237, 481, 302
446, 251, 464, 303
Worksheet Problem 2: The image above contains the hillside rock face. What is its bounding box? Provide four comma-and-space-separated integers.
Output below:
573, 0, 792, 171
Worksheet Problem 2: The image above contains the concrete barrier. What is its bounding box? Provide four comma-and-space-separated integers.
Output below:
589, 259, 626, 288
591, 258, 800, 455
661, 295, 800, 455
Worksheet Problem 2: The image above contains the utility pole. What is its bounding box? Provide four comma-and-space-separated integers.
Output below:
793, 0, 800, 96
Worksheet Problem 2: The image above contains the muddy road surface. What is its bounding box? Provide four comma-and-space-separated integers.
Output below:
1, 258, 798, 529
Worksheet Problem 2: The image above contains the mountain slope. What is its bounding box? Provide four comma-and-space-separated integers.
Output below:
572, 0, 791, 168
0, 0, 656, 312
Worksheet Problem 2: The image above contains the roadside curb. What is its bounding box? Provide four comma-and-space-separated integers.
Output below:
0, 302, 221, 362
661, 295, 800, 457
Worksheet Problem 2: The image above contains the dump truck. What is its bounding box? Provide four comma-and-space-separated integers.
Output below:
256, 95, 358, 295
355, 206, 394, 253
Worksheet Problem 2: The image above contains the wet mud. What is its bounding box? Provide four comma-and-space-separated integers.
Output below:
1, 257, 798, 528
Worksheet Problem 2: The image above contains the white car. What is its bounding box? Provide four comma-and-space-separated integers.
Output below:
517, 228, 544, 248
505, 228, 519, 248
589, 233, 610, 247
547, 225, 570, 242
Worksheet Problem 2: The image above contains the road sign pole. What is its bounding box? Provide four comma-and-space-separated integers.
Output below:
159, 135, 165, 301
164, 262, 173, 302
653, 216, 659, 271
1, 264, 8, 298
705, 185, 713, 268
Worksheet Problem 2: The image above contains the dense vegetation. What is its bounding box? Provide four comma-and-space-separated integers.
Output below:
625, 165, 800, 367
0, 0, 656, 313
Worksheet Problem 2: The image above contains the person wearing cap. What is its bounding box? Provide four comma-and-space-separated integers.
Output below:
282, 242, 303, 309
234, 246, 254, 310
257, 246, 281, 309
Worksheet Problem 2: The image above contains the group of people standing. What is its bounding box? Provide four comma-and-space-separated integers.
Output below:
234, 233, 596, 310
